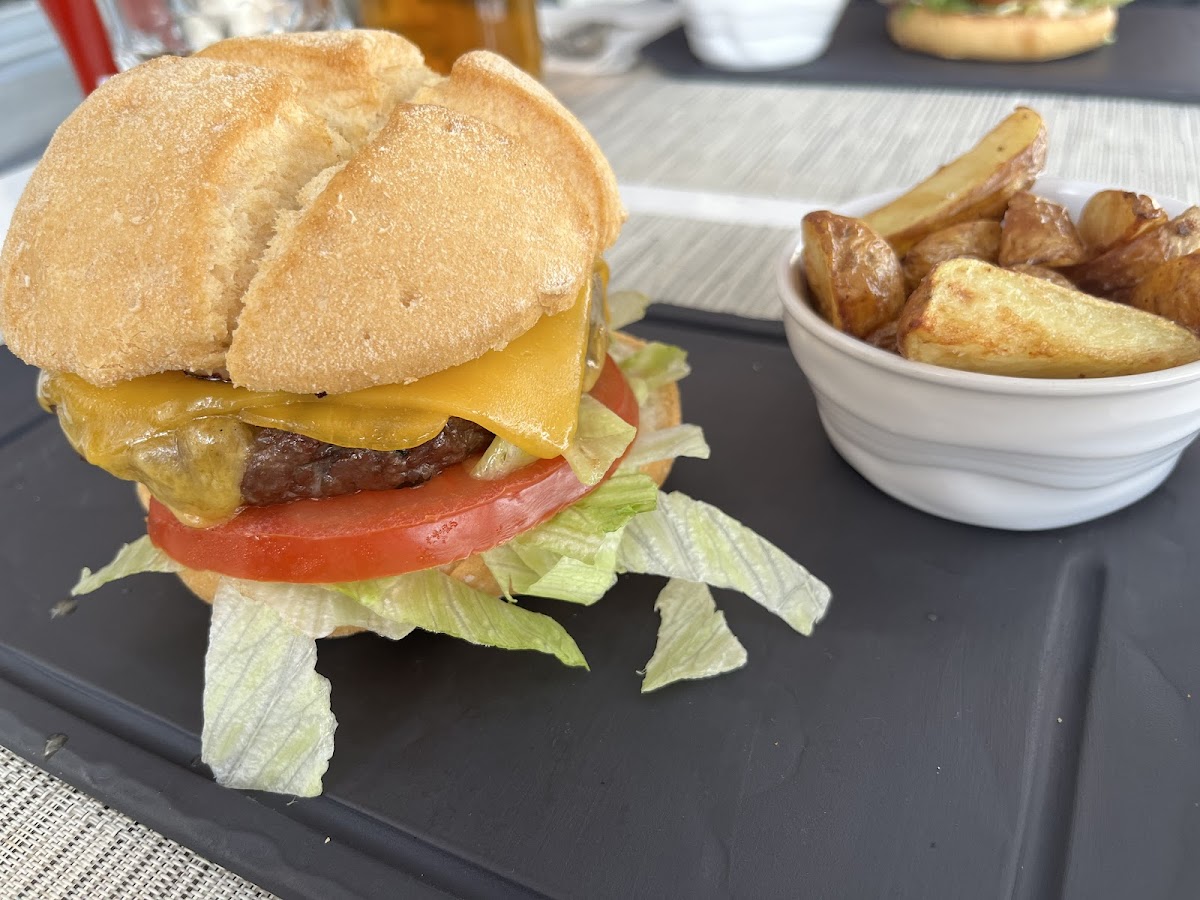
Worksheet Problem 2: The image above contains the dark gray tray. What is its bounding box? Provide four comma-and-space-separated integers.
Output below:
2, 307, 1199, 900
642, 2, 1200, 104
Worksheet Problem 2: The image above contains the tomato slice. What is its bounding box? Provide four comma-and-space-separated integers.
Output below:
147, 359, 639, 583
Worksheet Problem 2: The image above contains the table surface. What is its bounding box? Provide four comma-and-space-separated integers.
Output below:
4, 54, 1200, 900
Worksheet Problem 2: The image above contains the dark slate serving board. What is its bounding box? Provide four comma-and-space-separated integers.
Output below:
0, 345, 42, 444
642, 2, 1200, 104
2, 307, 1199, 900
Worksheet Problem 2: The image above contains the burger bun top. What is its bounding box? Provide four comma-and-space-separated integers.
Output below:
0, 31, 626, 394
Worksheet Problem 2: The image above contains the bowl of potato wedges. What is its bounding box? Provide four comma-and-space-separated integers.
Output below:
779, 106, 1200, 530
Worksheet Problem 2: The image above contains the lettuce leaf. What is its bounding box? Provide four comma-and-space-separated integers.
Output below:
618, 491, 831, 636
472, 387, 637, 487
562, 394, 637, 486
608, 290, 651, 329
620, 424, 710, 473
642, 580, 747, 693
614, 341, 691, 391
470, 436, 537, 481
203, 582, 336, 797
482, 474, 657, 604
517, 474, 658, 562
67, 538, 584, 665
71, 536, 183, 596
334, 569, 588, 668
226, 580, 415, 641
484, 531, 622, 605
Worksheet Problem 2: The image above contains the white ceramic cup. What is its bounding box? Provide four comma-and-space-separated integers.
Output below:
778, 178, 1200, 531
681, 0, 849, 70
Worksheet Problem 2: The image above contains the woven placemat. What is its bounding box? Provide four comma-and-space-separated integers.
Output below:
0, 745, 275, 900
583, 77, 1200, 318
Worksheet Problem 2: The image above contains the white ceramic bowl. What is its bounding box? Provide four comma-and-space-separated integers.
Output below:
681, 0, 848, 70
778, 178, 1200, 531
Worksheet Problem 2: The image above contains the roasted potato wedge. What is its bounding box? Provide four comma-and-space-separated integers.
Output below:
1007, 264, 1077, 290
998, 191, 1087, 267
864, 320, 900, 354
1128, 254, 1200, 334
862, 107, 1047, 254
1078, 189, 1167, 255
902, 220, 1001, 292
897, 258, 1200, 378
1070, 207, 1200, 297
801, 211, 906, 338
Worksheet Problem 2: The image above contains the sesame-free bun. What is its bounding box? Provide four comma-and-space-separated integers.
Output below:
0, 54, 348, 385
0, 31, 625, 393
886, 5, 1117, 62
196, 30, 435, 148
413, 52, 625, 250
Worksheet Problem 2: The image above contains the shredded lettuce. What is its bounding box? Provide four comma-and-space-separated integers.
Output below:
516, 474, 659, 562
485, 531, 622, 605
612, 340, 691, 405
562, 394, 637, 486
608, 290, 651, 329
68, 539, 586, 665
334, 569, 588, 668
618, 491, 831, 636
203, 582, 336, 797
620, 423, 710, 473
482, 474, 657, 603
472, 389, 637, 487
614, 341, 691, 390
71, 536, 183, 595
225, 580, 415, 641
470, 436, 537, 481
642, 580, 747, 693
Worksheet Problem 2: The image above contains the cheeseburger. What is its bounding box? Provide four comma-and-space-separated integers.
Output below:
885, 0, 1124, 62
0, 31, 829, 796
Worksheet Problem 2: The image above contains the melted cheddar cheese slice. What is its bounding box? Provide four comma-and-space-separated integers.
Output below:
39, 278, 597, 523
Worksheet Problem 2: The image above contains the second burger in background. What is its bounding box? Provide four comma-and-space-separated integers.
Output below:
885, 0, 1125, 62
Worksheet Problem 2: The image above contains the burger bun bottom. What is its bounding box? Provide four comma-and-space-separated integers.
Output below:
886, 5, 1117, 62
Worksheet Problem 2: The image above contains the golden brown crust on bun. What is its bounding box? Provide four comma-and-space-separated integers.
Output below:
413, 51, 626, 250
225, 102, 595, 394
196, 30, 436, 148
0, 55, 348, 385
887, 6, 1116, 62
1, 36, 615, 393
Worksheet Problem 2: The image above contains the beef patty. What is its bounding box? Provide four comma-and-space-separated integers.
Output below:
241, 418, 493, 506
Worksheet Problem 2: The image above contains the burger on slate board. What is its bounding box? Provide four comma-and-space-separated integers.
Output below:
0, 31, 830, 796
885, 0, 1127, 61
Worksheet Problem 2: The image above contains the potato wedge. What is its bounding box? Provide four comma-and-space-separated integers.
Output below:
801, 211, 906, 338
862, 107, 1047, 254
897, 258, 1200, 378
998, 191, 1087, 267
902, 220, 1001, 292
1128, 254, 1200, 334
1007, 263, 1077, 290
864, 320, 900, 354
1078, 189, 1167, 256
1070, 207, 1200, 297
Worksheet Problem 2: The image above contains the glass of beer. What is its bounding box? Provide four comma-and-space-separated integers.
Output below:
357, 0, 541, 77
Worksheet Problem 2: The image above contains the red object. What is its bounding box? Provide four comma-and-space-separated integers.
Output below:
40, 0, 119, 94
148, 359, 640, 584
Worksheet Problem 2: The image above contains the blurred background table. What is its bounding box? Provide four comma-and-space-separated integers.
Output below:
3, 4, 1200, 896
